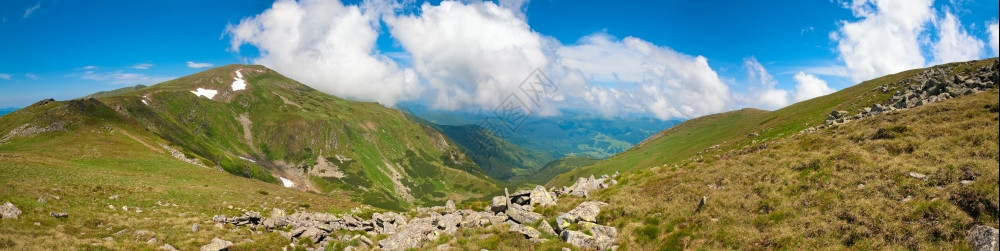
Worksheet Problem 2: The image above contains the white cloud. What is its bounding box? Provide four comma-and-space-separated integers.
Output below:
386, 1, 547, 110
23, 2, 40, 19
24, 73, 38, 80
79, 70, 173, 85
988, 21, 999, 57
792, 72, 834, 101
557, 34, 730, 119
0, 73, 10, 80
931, 10, 984, 64
739, 57, 788, 109
227, 0, 417, 107
132, 63, 153, 70
186, 61, 214, 68
833, 0, 934, 83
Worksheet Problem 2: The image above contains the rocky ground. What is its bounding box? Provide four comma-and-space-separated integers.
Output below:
203, 173, 622, 251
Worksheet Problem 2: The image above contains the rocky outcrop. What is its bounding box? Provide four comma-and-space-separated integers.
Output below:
814, 59, 997, 130
213, 174, 621, 250
1, 202, 21, 219
555, 173, 619, 198
968, 225, 999, 251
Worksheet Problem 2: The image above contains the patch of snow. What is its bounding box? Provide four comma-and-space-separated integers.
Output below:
232, 70, 247, 91
190, 88, 218, 99
238, 156, 256, 163
279, 177, 294, 188
142, 99, 148, 105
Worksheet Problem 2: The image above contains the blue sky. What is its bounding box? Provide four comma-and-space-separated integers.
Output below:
1, 0, 998, 120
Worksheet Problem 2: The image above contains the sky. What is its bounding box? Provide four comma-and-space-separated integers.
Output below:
1, 0, 998, 120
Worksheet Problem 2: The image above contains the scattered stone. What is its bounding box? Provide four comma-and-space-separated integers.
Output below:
109, 195, 118, 200
509, 223, 541, 239
108, 205, 116, 211
490, 196, 509, 213
529, 185, 557, 207
909, 172, 928, 181
506, 204, 544, 225
49, 212, 68, 218
538, 220, 557, 236
200, 238, 233, 251
968, 225, 999, 251
696, 196, 707, 212
1, 202, 21, 219
445, 200, 456, 211
192, 223, 199, 233
33, 222, 40, 226
158, 243, 180, 251
38, 197, 46, 203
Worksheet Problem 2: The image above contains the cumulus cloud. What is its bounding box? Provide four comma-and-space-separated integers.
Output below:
833, 0, 934, 83
739, 57, 788, 109
0, 73, 10, 80
23, 2, 40, 19
132, 63, 153, 70
988, 21, 999, 57
386, 1, 547, 110
227, 0, 418, 107
792, 72, 834, 102
931, 10, 984, 64
186, 61, 213, 68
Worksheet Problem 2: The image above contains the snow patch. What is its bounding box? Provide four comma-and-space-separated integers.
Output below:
231, 70, 247, 91
279, 177, 294, 188
142, 100, 148, 105
191, 88, 218, 99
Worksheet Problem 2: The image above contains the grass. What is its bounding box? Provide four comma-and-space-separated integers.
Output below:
549, 58, 998, 187
590, 88, 999, 250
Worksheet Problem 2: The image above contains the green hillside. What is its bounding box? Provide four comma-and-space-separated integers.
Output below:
549, 58, 998, 187
0, 65, 500, 211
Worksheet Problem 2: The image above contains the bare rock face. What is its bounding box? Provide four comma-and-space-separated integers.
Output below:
199, 238, 232, 251
1, 202, 21, 219
968, 225, 999, 251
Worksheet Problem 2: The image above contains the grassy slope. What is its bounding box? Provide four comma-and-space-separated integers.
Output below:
0, 65, 500, 212
593, 89, 998, 250
0, 102, 357, 250
550, 58, 997, 187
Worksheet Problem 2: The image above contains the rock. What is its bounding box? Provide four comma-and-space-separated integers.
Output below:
506, 204, 544, 225
538, 220, 557, 236
158, 243, 179, 251
359, 235, 373, 247
199, 238, 233, 251
529, 185, 557, 207
1, 202, 22, 219
445, 200, 456, 211
299, 226, 327, 243
509, 223, 541, 239
271, 207, 286, 218
438, 213, 462, 234
591, 225, 618, 250
909, 172, 928, 181
37, 197, 45, 203
49, 212, 68, 218
567, 201, 606, 223
109, 195, 118, 200
561, 230, 597, 249
490, 196, 509, 213
437, 244, 453, 250
192, 223, 199, 233
378, 219, 438, 250
696, 196, 707, 212
968, 225, 999, 251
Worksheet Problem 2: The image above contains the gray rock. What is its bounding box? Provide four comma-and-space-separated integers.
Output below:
506, 204, 544, 225
490, 196, 508, 213
445, 200, 456, 211
1, 202, 21, 219
696, 196, 707, 212
438, 213, 462, 234
199, 238, 232, 251
538, 220, 557, 236
379, 218, 440, 250
299, 226, 327, 243
192, 223, 199, 233
561, 230, 598, 249
567, 201, 606, 223
509, 223, 541, 239
968, 225, 999, 251
529, 185, 557, 207
359, 235, 373, 247
158, 243, 179, 251
909, 172, 928, 181
49, 212, 68, 218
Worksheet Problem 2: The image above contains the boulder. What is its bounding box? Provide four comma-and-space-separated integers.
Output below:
379, 218, 439, 250
538, 220, 557, 236
199, 238, 232, 251
968, 225, 999, 251
561, 230, 598, 250
299, 226, 327, 243
1, 202, 21, 219
529, 185, 557, 207
490, 196, 509, 213
438, 213, 462, 234
567, 201, 606, 223
506, 204, 544, 225
158, 244, 180, 251
445, 200, 456, 211
49, 212, 68, 218
509, 223, 542, 239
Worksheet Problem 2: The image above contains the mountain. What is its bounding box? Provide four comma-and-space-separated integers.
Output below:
83, 84, 147, 99
0, 107, 17, 117
0, 65, 500, 211
556, 58, 999, 249
405, 105, 679, 182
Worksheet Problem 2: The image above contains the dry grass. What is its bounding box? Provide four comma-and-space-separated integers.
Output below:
594, 90, 999, 250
